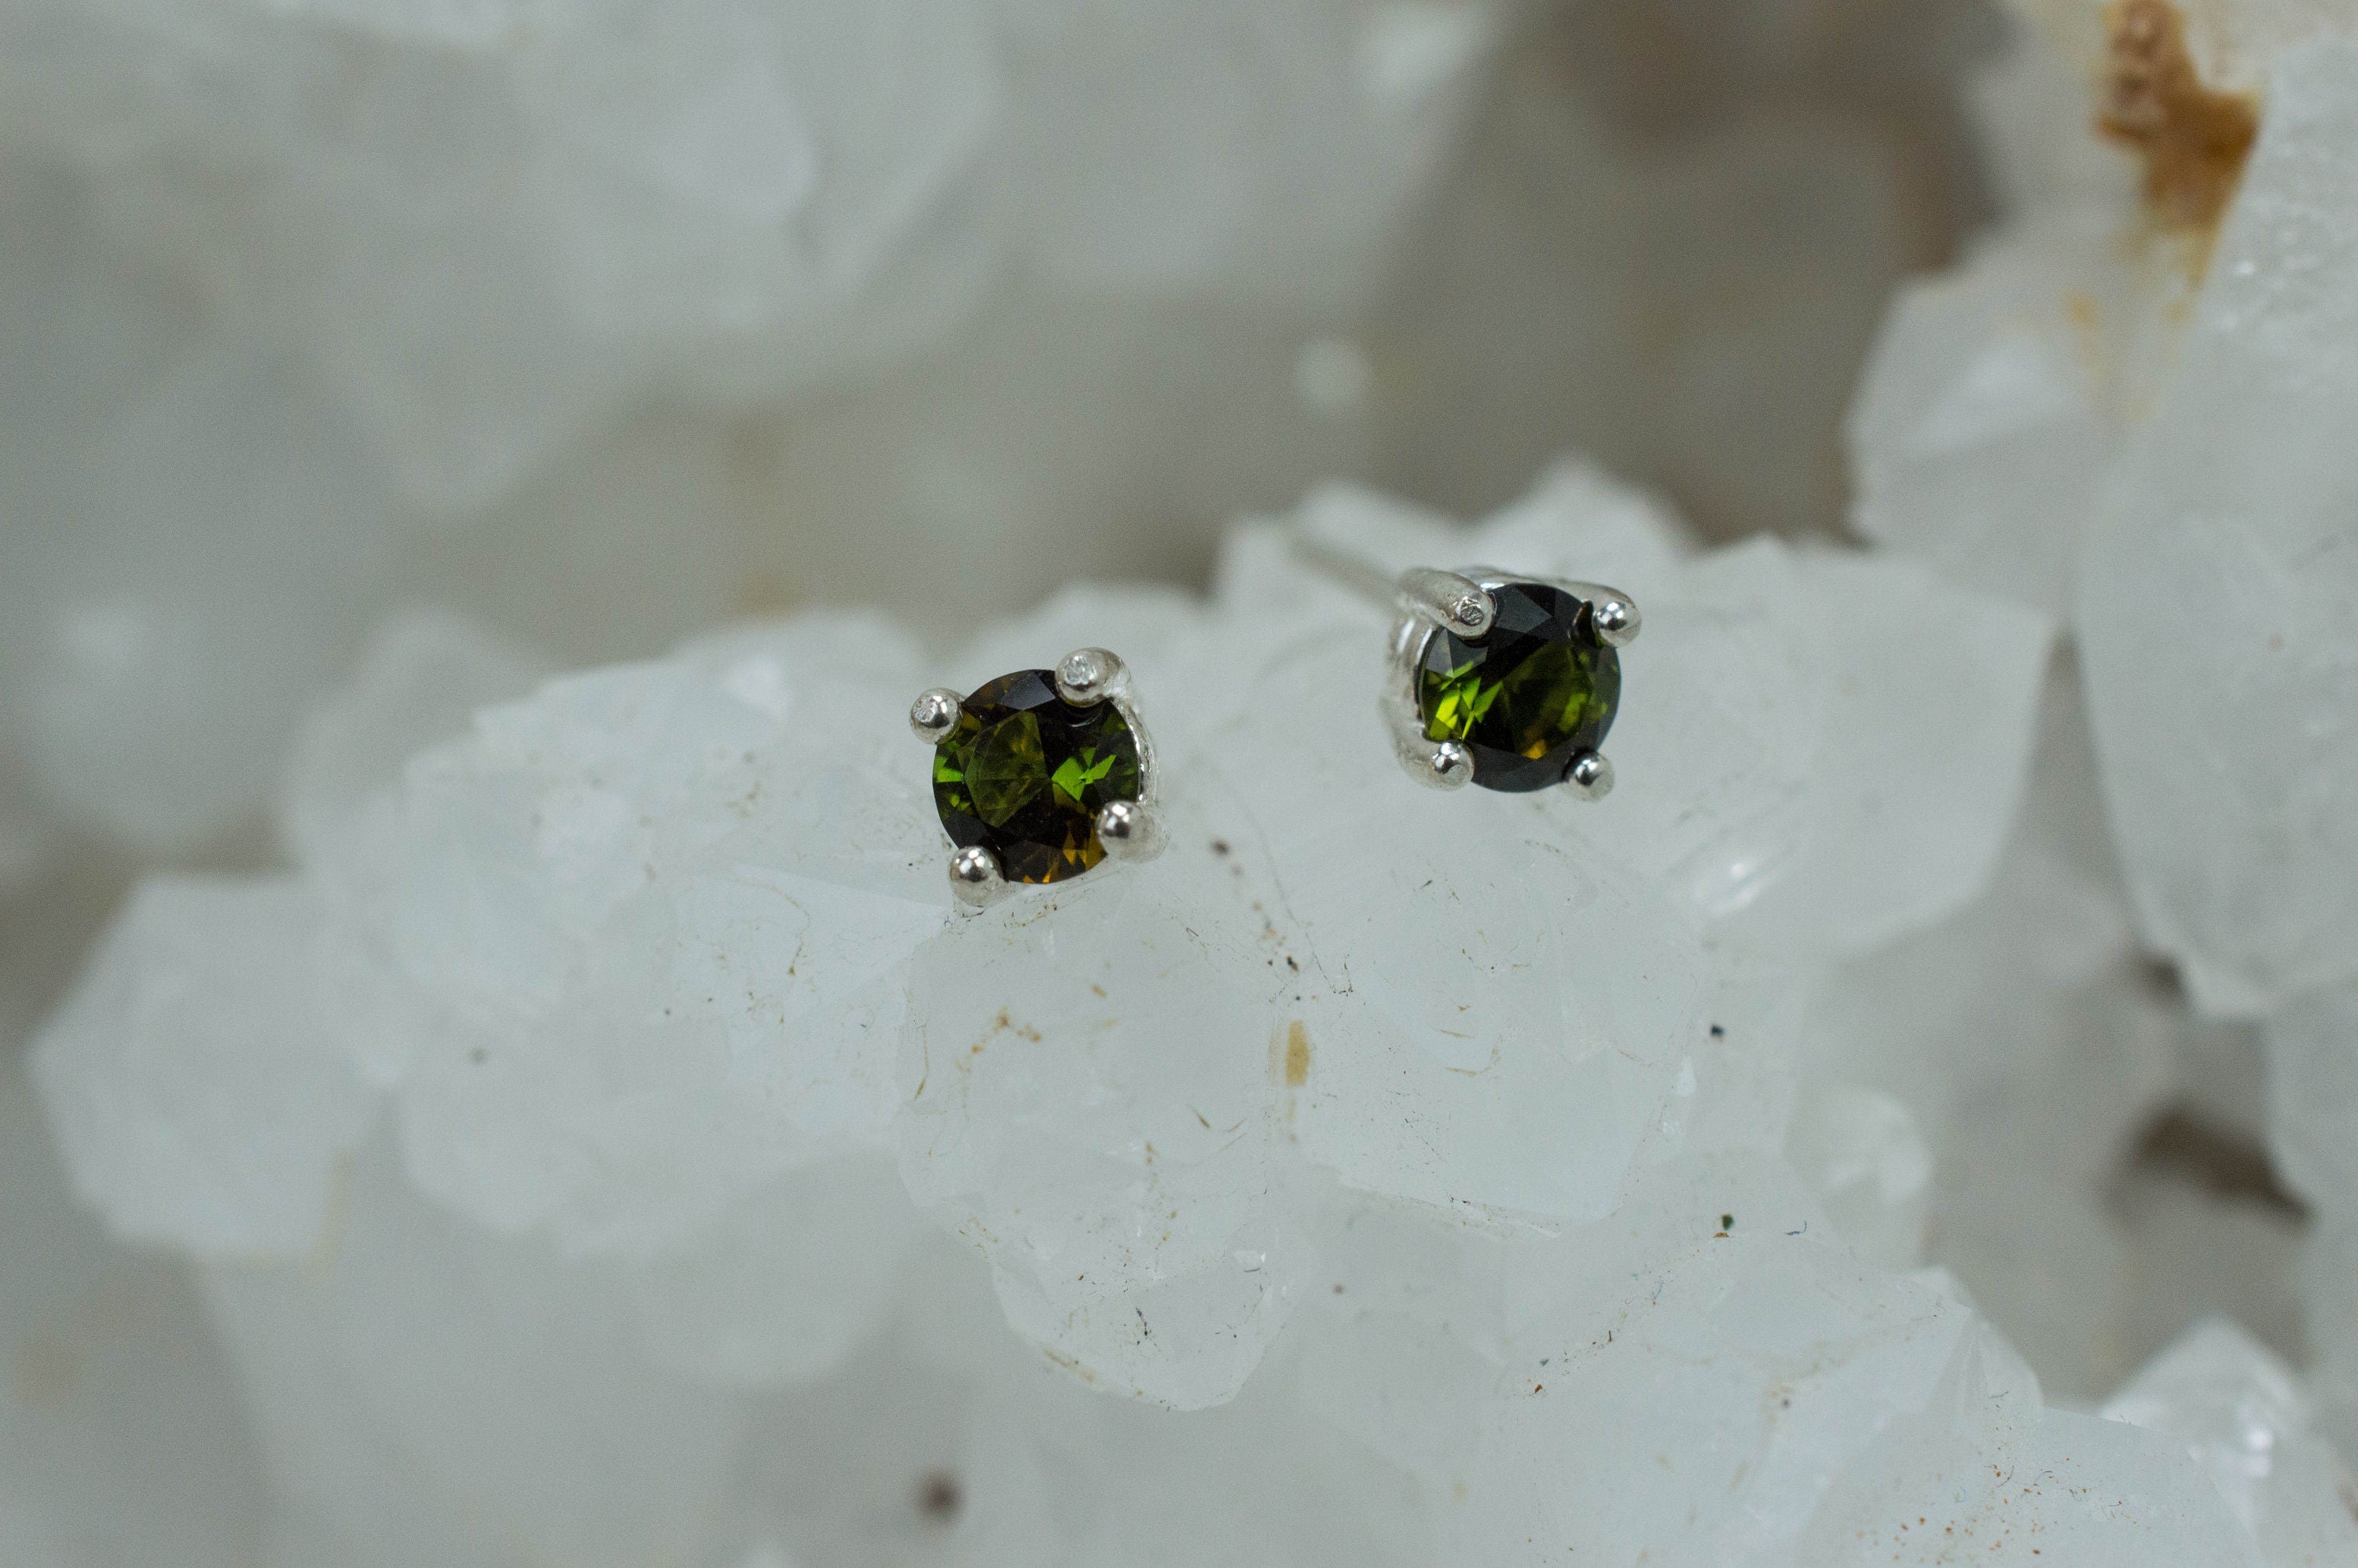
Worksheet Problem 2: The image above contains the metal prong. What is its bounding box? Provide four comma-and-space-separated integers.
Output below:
949, 845, 1008, 913
1563, 751, 1614, 801
1096, 799, 1163, 861
910, 688, 962, 743
1589, 596, 1640, 648
1397, 568, 1494, 639
1055, 648, 1129, 706
1398, 738, 1475, 791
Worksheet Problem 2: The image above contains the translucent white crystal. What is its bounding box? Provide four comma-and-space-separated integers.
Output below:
1801, 1399, 2268, 1566
1848, 218, 2119, 617
278, 608, 554, 868
0, 1049, 269, 1568
1785, 1084, 1933, 1271
2077, 39, 2358, 1014
626, 1151, 920, 1388
359, 612, 942, 1254
2104, 1317, 2358, 1568
898, 828, 1310, 1410
1805, 663, 2176, 1397
200, 1137, 753, 1568
30, 875, 380, 1258
952, 1311, 1436, 1567
1295, 1154, 2262, 1565
1449, 1177, 1954, 1563
1215, 632, 1710, 1222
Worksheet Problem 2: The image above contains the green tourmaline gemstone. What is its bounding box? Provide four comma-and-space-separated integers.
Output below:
1417, 582, 1620, 792
933, 669, 1143, 883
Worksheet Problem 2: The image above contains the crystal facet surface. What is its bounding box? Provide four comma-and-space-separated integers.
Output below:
932, 669, 1142, 883
1416, 582, 1620, 791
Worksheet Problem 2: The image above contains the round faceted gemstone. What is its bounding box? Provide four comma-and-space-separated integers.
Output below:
1416, 582, 1621, 792
933, 669, 1144, 883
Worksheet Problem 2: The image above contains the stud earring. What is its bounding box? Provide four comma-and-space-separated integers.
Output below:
1289, 534, 1636, 798
910, 648, 1162, 913
1385, 567, 1635, 795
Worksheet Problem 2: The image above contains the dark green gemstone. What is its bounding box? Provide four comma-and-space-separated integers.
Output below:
933, 669, 1143, 883
1416, 582, 1621, 793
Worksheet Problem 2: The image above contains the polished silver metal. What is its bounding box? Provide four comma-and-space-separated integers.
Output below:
913, 649, 1161, 908
1395, 567, 1494, 639
1095, 799, 1164, 861
1563, 750, 1614, 800
909, 687, 963, 743
1064, 647, 1161, 836
1054, 646, 1129, 706
1402, 738, 1475, 790
1382, 566, 1636, 800
948, 845, 1009, 914
1590, 595, 1640, 648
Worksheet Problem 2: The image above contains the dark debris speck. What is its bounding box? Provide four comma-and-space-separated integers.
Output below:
917, 1471, 962, 1522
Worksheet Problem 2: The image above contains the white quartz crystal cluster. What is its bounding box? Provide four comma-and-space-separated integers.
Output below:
10, 0, 2358, 1563
1846, 0, 2358, 1456
6, 444, 2322, 1565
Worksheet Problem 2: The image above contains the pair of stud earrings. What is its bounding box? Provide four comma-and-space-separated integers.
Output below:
908, 564, 1639, 913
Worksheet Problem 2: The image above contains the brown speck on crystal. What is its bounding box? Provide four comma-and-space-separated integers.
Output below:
2099, 0, 2259, 235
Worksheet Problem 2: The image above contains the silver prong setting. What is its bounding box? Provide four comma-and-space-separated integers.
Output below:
1563, 751, 1614, 801
910, 688, 962, 744
1590, 596, 1640, 648
1415, 740, 1471, 788
948, 845, 1009, 913
1054, 648, 1129, 706
1095, 799, 1163, 861
1397, 567, 1495, 639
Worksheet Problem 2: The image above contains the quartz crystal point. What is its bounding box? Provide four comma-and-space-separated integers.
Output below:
1806, 661, 2178, 1398
30, 875, 380, 1258
2104, 1317, 2358, 1568
198, 1137, 755, 1568
1847, 219, 2121, 619
1849, 19, 2358, 1016
277, 608, 555, 868
2077, 39, 2358, 1014
356, 612, 945, 1253
0, 1050, 270, 1568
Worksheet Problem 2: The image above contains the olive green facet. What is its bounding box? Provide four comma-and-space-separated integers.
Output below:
1417, 582, 1621, 792
933, 669, 1143, 883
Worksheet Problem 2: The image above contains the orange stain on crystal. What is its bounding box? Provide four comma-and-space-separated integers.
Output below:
2098, 0, 2259, 235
